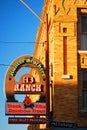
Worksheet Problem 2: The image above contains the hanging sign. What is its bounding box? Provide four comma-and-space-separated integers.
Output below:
5, 55, 46, 117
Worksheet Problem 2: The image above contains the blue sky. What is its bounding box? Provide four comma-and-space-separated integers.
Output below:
0, 0, 44, 129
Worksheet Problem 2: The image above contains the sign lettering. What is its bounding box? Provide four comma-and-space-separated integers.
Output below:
9, 57, 46, 79
8, 117, 46, 124
50, 121, 77, 128
14, 74, 44, 94
6, 103, 46, 115
14, 83, 43, 93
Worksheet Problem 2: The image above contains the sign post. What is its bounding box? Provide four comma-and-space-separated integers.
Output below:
46, 14, 50, 128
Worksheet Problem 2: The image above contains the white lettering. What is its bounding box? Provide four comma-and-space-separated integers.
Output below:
23, 77, 34, 83
14, 83, 42, 92
14, 84, 20, 91
31, 84, 35, 92
36, 84, 41, 92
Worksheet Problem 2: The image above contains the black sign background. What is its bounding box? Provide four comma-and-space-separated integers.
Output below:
50, 121, 77, 128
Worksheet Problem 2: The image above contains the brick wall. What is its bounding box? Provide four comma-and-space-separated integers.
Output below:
33, 0, 87, 128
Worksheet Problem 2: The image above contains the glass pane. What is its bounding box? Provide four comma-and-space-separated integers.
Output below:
82, 90, 87, 109
81, 16, 87, 33
82, 70, 87, 109
81, 34, 87, 50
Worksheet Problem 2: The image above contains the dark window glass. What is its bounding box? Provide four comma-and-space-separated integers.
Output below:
81, 15, 87, 50
82, 69, 87, 109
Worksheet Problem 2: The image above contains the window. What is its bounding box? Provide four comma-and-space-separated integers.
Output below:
82, 69, 87, 110
81, 15, 87, 50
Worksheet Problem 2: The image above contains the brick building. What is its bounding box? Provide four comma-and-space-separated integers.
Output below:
28, 0, 87, 129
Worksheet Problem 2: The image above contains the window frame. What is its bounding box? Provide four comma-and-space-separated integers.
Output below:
80, 14, 87, 50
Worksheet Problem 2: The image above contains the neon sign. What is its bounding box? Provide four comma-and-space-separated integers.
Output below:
5, 55, 46, 118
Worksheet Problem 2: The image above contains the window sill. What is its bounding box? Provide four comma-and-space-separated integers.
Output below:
79, 109, 87, 116
78, 50, 87, 54
62, 74, 71, 79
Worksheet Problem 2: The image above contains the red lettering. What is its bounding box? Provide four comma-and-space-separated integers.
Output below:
32, 108, 46, 114
36, 103, 46, 109
7, 103, 22, 109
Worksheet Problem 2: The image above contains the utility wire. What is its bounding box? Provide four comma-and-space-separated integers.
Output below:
0, 64, 43, 68
0, 64, 11, 67
0, 41, 34, 43
20, 0, 44, 23
0, 41, 45, 44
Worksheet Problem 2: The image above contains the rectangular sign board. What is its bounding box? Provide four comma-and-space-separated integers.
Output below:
50, 121, 77, 128
8, 117, 46, 124
6, 102, 46, 115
